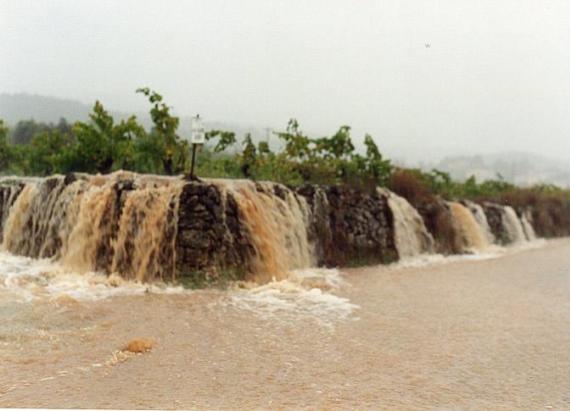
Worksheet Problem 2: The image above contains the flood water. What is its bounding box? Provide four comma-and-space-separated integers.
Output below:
1, 239, 570, 409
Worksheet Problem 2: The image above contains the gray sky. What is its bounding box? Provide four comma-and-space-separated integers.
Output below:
2, 0, 570, 162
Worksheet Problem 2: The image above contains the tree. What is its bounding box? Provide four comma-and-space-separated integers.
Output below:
363, 134, 392, 185
240, 133, 257, 178
27, 128, 74, 175
65, 101, 144, 173
315, 125, 355, 159
206, 130, 236, 153
258, 141, 271, 156
426, 169, 454, 195
136, 87, 187, 175
276, 119, 313, 161
10, 119, 49, 145
0, 120, 12, 171
54, 118, 72, 135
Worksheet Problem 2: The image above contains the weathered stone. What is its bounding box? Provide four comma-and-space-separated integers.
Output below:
1, 174, 568, 285
416, 199, 462, 254
296, 184, 398, 267
175, 182, 255, 282
482, 202, 511, 245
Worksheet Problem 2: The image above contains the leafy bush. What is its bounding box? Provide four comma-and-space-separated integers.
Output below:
0, 88, 569, 229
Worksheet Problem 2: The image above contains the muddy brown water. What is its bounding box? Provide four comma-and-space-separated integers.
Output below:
1, 239, 570, 409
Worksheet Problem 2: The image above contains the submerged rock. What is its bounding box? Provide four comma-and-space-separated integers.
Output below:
123, 338, 155, 353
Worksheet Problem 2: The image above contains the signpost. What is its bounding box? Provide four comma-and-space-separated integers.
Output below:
189, 114, 205, 180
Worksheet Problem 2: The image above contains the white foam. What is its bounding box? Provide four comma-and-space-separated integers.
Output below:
389, 239, 547, 270
502, 206, 527, 244
379, 188, 434, 257
228, 268, 359, 326
0, 251, 186, 302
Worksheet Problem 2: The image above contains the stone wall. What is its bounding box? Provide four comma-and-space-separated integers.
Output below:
1, 174, 570, 284
175, 182, 255, 281
174, 182, 398, 282
414, 199, 462, 254
297, 184, 397, 267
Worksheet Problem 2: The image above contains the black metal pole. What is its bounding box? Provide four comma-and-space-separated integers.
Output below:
190, 143, 197, 179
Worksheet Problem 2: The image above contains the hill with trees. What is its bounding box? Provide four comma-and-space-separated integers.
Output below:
1, 89, 569, 216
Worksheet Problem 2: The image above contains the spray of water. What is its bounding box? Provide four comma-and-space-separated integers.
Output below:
218, 180, 316, 283
448, 202, 491, 252
502, 206, 527, 244
520, 210, 537, 241
1, 172, 183, 282
379, 188, 433, 258
463, 200, 495, 244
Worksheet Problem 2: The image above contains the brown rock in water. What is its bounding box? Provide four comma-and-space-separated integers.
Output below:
123, 338, 155, 353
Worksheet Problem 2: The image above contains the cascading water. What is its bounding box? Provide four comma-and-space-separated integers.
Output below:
0, 172, 545, 288
502, 206, 527, 244
217, 180, 316, 283
448, 202, 491, 252
0, 172, 183, 282
379, 188, 433, 258
462, 200, 495, 244
0, 174, 319, 284
0, 181, 24, 241
2, 184, 40, 255
520, 210, 537, 241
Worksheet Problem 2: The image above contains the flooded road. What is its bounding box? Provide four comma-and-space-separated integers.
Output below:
1, 239, 570, 409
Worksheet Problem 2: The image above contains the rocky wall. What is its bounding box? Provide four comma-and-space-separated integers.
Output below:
1, 174, 569, 284
175, 182, 256, 281
297, 184, 398, 267
415, 199, 463, 254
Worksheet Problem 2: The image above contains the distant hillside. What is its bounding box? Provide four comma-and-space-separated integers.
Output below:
0, 92, 274, 149
0, 93, 93, 124
431, 152, 570, 188
7, 94, 566, 187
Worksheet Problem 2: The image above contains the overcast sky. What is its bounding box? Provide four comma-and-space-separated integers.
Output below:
1, 0, 569, 162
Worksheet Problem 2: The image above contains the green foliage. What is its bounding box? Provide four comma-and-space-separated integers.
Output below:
195, 148, 242, 179
27, 129, 74, 175
362, 134, 392, 185
0, 120, 12, 171
63, 101, 144, 174
272, 121, 392, 186
10, 119, 49, 145
389, 167, 522, 204
276, 119, 314, 161
206, 130, 237, 153
136, 87, 187, 175
257, 141, 271, 156
2, 89, 569, 214
315, 125, 354, 159
240, 134, 257, 178
9, 118, 72, 146
3, 108, 396, 188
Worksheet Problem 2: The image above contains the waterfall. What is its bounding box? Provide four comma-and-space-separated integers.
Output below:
520, 210, 537, 241
0, 175, 320, 284
462, 200, 495, 244
218, 180, 316, 283
448, 202, 491, 252
379, 188, 433, 258
0, 172, 544, 285
1, 172, 182, 282
0, 182, 24, 241
502, 206, 527, 244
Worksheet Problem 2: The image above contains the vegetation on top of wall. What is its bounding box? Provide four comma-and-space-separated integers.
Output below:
1, 88, 569, 217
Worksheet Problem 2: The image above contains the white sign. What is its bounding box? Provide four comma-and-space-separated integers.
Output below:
190, 115, 205, 144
